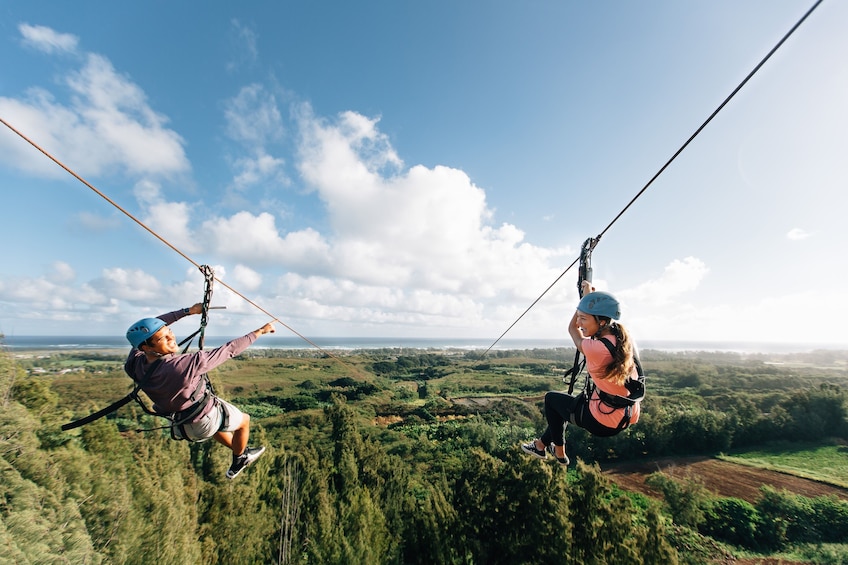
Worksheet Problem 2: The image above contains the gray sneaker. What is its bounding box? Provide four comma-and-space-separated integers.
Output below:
226, 446, 266, 479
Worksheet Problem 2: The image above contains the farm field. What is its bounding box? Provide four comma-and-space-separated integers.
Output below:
720, 442, 848, 488
603, 454, 848, 503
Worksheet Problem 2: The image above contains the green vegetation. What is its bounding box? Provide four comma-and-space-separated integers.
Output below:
2, 344, 848, 563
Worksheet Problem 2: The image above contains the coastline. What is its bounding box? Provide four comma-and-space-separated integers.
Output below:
1, 335, 844, 355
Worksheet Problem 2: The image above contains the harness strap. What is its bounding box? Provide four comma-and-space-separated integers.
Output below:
61, 394, 136, 431
168, 378, 212, 425
587, 337, 646, 432
61, 359, 163, 431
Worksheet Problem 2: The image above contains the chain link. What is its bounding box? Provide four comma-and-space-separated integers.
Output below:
198, 265, 215, 350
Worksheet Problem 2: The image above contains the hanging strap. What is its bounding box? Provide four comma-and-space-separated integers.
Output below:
564, 236, 599, 393
60, 394, 136, 431
61, 359, 163, 431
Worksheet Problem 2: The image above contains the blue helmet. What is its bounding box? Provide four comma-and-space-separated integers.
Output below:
577, 291, 621, 320
126, 317, 166, 348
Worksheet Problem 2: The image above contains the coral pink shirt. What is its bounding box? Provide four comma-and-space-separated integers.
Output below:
582, 336, 641, 428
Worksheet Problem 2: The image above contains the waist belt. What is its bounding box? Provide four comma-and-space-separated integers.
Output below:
171, 378, 212, 425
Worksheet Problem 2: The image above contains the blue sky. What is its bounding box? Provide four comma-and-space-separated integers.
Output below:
1, 1, 846, 346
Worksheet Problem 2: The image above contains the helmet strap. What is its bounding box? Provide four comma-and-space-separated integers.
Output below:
140, 343, 164, 360
593, 316, 604, 338
593, 317, 614, 339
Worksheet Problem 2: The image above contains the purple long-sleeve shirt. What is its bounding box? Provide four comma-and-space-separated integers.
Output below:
124, 309, 257, 421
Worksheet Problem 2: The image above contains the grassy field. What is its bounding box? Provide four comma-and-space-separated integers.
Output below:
719, 440, 848, 489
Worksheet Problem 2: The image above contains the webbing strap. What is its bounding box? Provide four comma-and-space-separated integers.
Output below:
60, 393, 135, 431
61, 359, 162, 431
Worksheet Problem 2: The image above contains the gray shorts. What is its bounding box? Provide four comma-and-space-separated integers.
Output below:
177, 398, 244, 442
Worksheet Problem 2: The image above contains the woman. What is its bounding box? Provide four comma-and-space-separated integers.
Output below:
521, 281, 642, 466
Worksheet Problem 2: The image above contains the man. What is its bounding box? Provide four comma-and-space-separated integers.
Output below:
125, 304, 275, 479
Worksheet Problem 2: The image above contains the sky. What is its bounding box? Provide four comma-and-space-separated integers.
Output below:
0, 1, 846, 347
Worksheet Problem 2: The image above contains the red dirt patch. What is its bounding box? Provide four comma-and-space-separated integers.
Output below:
603, 456, 848, 504
374, 415, 403, 426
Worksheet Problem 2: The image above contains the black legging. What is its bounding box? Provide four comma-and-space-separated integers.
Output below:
539, 391, 619, 447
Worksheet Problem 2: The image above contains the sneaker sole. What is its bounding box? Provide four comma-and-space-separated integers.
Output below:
245, 446, 266, 464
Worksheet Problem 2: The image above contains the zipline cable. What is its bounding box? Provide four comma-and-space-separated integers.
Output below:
483, 0, 824, 354
0, 116, 359, 373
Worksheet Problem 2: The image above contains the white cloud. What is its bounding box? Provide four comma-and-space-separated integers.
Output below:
616, 257, 848, 345
222, 84, 289, 199
627, 288, 848, 345
232, 264, 262, 292
67, 54, 189, 175
0, 270, 109, 328
19, 23, 78, 54
225, 84, 283, 146
0, 29, 189, 179
93, 105, 576, 338
145, 200, 197, 252
616, 257, 710, 342
295, 107, 568, 297
231, 152, 287, 191
787, 228, 811, 241
48, 261, 76, 283
621, 257, 709, 307
271, 273, 487, 331
0, 265, 245, 334
185, 107, 574, 335
91, 268, 162, 302
226, 20, 259, 73
202, 212, 331, 268
129, 179, 200, 253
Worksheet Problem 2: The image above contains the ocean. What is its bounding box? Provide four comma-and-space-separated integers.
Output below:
1, 335, 843, 354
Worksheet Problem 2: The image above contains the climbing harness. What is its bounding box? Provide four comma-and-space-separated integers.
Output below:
587, 337, 646, 433
61, 265, 219, 434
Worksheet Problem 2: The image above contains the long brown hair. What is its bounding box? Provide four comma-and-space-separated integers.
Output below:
597, 320, 635, 386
